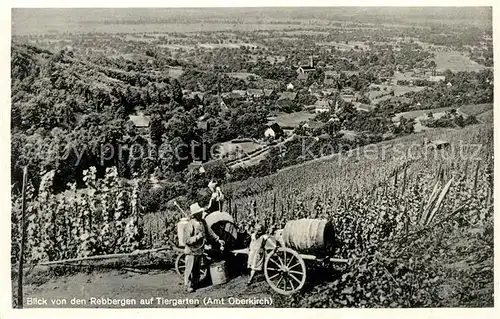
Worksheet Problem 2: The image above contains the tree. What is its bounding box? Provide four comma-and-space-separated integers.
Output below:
171, 79, 183, 103
399, 117, 415, 134
150, 115, 165, 152
429, 60, 437, 69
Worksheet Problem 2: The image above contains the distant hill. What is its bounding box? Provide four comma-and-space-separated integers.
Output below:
11, 42, 172, 131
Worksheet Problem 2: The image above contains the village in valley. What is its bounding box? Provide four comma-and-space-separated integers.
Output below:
123, 41, 492, 178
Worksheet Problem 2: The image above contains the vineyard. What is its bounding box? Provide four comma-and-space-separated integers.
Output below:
11, 167, 144, 264
226, 123, 494, 307
11, 123, 493, 307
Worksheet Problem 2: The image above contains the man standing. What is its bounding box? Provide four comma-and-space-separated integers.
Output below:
184, 203, 207, 292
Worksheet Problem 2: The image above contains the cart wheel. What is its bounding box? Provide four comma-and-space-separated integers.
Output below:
264, 247, 306, 295
175, 253, 208, 281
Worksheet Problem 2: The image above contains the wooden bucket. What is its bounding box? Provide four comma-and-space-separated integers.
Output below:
210, 261, 228, 285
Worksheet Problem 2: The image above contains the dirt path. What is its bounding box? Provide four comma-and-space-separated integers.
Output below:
22, 269, 276, 308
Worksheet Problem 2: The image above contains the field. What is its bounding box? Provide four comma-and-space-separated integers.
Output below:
218, 140, 263, 158
392, 71, 427, 82
199, 43, 263, 49
476, 110, 493, 123
10, 9, 396, 36
392, 107, 457, 122
371, 95, 393, 105
226, 72, 262, 80
368, 84, 392, 100
434, 51, 487, 72
457, 103, 493, 117
317, 41, 370, 51
267, 112, 315, 129
157, 44, 195, 51
166, 67, 184, 79
369, 84, 425, 102
13, 22, 330, 36
393, 85, 426, 96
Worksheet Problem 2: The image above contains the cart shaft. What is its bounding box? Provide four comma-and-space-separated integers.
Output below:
299, 253, 349, 264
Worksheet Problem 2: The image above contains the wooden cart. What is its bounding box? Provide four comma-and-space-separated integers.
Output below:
231, 244, 349, 295
176, 212, 349, 295
175, 239, 349, 296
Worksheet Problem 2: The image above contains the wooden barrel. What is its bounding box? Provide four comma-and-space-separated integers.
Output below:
210, 261, 228, 285
282, 219, 334, 252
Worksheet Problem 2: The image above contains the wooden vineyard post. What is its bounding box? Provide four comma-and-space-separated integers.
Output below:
251, 200, 257, 220
233, 204, 238, 225
463, 159, 469, 180
17, 166, 28, 309
436, 163, 442, 183
473, 161, 480, 192
279, 202, 283, 222
272, 192, 276, 215
402, 163, 408, 195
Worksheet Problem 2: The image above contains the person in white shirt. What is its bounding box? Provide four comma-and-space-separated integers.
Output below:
206, 180, 224, 213
247, 224, 268, 285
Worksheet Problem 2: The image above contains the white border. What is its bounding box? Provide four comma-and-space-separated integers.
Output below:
1, 1, 498, 319
5, 0, 498, 7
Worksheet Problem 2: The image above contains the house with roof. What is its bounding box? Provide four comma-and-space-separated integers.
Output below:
321, 88, 338, 96
325, 70, 341, 79
278, 92, 297, 101
341, 87, 355, 94
342, 70, 360, 78
231, 90, 247, 98
324, 78, 335, 86
187, 91, 206, 102
308, 82, 320, 94
264, 123, 284, 139
189, 159, 228, 174
197, 120, 209, 131
324, 70, 340, 85
429, 75, 446, 82
424, 139, 450, 150
328, 115, 340, 123
315, 105, 330, 114
314, 99, 331, 113
297, 72, 309, 81
296, 56, 316, 75
129, 115, 151, 135
187, 160, 203, 174
301, 121, 326, 134
247, 89, 265, 98
263, 89, 275, 98
277, 91, 298, 108
353, 102, 374, 112
341, 93, 356, 103
340, 130, 359, 142
221, 92, 233, 99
